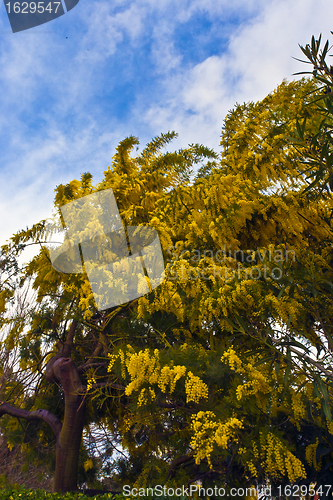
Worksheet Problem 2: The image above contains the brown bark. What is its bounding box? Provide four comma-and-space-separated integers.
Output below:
45, 320, 86, 493
0, 402, 62, 440
48, 357, 86, 493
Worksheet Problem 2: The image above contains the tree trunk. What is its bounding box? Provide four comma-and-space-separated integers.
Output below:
46, 356, 86, 493
53, 383, 86, 492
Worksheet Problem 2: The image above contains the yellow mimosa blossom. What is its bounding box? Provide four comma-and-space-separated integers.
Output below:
190, 412, 243, 467
185, 371, 209, 403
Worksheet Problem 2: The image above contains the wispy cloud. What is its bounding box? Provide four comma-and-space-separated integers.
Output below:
141, 0, 333, 148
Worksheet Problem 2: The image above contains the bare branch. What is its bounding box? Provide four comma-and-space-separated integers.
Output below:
271, 338, 333, 380
78, 361, 107, 373
0, 402, 62, 441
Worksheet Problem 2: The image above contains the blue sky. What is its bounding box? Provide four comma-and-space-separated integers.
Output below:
0, 0, 333, 245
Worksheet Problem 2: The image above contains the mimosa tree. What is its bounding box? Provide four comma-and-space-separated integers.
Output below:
1, 38, 333, 495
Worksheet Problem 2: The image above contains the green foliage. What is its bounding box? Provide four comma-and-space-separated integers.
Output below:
0, 487, 119, 500
289, 33, 333, 196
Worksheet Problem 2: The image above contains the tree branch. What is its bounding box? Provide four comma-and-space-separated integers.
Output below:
78, 361, 107, 373
314, 310, 333, 353
167, 454, 194, 479
271, 338, 333, 380
78, 342, 104, 372
0, 402, 62, 441
88, 382, 125, 391
45, 320, 78, 382
64, 320, 78, 353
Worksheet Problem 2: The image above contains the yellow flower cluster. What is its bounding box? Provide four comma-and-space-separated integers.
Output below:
87, 376, 96, 391
260, 432, 306, 482
267, 294, 303, 329
222, 348, 269, 402
328, 421, 333, 435
215, 417, 243, 448
221, 347, 243, 372
236, 364, 269, 400
84, 458, 94, 472
218, 279, 261, 318
246, 460, 258, 478
7, 441, 14, 452
75, 278, 95, 320
137, 387, 156, 406
137, 280, 185, 322
190, 411, 243, 467
158, 365, 186, 393
119, 349, 126, 378
107, 353, 118, 373
291, 390, 306, 429
185, 371, 209, 403
116, 348, 208, 406
231, 281, 256, 311
123, 416, 132, 432
121, 348, 187, 402
125, 349, 160, 395
305, 439, 320, 471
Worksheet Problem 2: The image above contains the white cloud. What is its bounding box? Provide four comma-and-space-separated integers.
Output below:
1, 0, 333, 247
141, 0, 333, 149
0, 119, 126, 243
